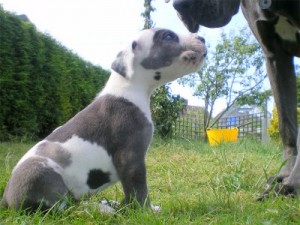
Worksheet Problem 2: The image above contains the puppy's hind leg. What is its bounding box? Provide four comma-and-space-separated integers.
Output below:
2, 157, 69, 212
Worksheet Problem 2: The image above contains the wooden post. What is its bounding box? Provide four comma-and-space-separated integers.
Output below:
261, 97, 270, 142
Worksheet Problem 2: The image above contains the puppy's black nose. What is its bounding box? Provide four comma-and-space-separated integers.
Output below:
196, 36, 205, 44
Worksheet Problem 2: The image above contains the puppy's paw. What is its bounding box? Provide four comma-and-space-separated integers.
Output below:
99, 199, 120, 214
99, 199, 161, 213
151, 204, 161, 213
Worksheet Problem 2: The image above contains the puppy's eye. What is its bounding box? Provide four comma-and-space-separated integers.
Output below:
132, 41, 137, 50
163, 32, 176, 41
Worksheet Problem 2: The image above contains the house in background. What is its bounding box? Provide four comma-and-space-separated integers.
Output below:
216, 104, 271, 140
174, 102, 271, 141
217, 104, 268, 127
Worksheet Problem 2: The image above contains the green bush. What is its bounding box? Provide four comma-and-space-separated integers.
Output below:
268, 107, 300, 141
0, 7, 110, 141
268, 107, 280, 141
151, 85, 185, 138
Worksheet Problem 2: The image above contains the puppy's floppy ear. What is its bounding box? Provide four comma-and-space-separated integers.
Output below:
111, 51, 127, 77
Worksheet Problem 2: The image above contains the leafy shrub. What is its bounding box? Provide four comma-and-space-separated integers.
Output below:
268, 107, 280, 141
268, 107, 300, 141
0, 7, 109, 141
151, 85, 185, 138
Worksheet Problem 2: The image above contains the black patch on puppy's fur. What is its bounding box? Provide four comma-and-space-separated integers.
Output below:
141, 29, 182, 69
87, 169, 110, 189
154, 71, 161, 80
111, 51, 127, 77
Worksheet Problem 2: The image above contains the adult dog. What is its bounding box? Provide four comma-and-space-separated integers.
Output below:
1, 28, 207, 211
170, 0, 300, 198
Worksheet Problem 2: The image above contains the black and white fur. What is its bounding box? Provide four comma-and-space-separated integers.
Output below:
1, 28, 206, 212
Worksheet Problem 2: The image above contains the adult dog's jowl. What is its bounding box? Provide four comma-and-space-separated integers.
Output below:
170, 0, 300, 198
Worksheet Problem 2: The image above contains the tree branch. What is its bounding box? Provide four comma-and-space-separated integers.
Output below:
209, 74, 267, 128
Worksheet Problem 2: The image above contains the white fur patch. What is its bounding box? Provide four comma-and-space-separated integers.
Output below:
14, 136, 119, 200
46, 157, 64, 175
275, 16, 299, 42
60, 135, 119, 199
99, 72, 152, 122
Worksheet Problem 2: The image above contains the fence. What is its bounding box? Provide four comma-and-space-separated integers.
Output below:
174, 109, 267, 141
174, 116, 205, 140
216, 113, 265, 139
174, 106, 205, 140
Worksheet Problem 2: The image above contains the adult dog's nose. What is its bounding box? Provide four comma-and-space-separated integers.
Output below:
173, 0, 191, 12
196, 36, 205, 44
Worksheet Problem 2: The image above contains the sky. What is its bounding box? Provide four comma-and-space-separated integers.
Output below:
0, 0, 269, 114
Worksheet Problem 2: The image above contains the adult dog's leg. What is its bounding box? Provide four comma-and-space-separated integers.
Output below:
241, 2, 298, 198
257, 48, 297, 200
281, 131, 300, 195
266, 50, 297, 181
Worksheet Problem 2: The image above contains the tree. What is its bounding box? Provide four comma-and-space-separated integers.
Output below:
141, 0, 155, 29
179, 27, 266, 141
141, 0, 185, 138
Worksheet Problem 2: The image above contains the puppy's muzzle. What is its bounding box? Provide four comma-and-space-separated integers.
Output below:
196, 35, 205, 44
197, 35, 207, 58
181, 35, 207, 64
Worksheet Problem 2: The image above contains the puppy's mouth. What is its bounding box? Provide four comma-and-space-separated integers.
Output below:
180, 49, 207, 66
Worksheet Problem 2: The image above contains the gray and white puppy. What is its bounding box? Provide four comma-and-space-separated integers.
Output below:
1, 28, 206, 212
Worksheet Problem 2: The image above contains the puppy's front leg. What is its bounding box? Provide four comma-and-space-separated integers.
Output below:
122, 161, 150, 208
114, 155, 150, 208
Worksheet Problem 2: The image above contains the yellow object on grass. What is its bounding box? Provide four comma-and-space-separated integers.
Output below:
206, 127, 239, 146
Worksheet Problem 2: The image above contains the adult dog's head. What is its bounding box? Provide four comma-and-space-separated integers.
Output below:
171, 0, 300, 33
171, 0, 240, 32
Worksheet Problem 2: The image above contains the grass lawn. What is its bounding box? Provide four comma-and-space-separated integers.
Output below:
1, 138, 300, 224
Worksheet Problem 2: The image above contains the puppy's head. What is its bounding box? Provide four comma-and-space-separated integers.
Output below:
111, 28, 207, 90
